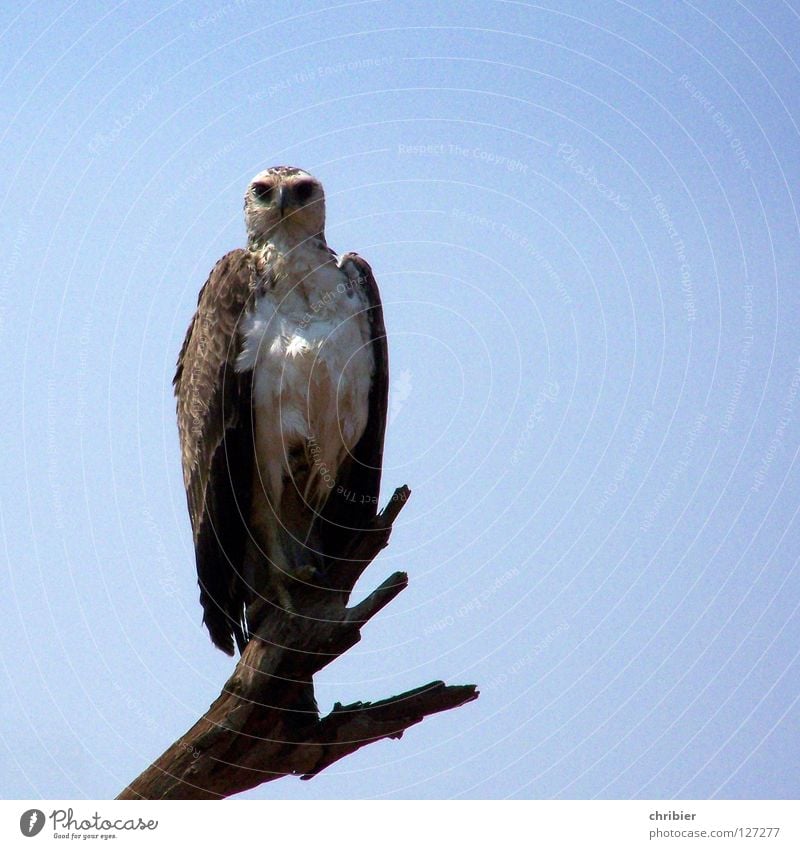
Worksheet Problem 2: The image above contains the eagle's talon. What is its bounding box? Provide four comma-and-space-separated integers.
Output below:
274, 582, 296, 616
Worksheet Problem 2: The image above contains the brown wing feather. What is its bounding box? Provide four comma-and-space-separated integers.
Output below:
174, 249, 256, 654
319, 252, 389, 560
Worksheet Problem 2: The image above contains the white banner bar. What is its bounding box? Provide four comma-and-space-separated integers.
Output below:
2, 800, 797, 848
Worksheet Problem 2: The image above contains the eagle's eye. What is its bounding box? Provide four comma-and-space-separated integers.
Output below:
252, 183, 273, 203
294, 180, 315, 204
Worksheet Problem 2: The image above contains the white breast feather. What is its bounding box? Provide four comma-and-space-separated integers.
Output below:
236, 243, 374, 513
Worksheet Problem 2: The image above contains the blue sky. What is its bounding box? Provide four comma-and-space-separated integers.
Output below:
1, 0, 799, 800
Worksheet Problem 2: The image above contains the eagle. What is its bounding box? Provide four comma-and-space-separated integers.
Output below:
174, 166, 388, 655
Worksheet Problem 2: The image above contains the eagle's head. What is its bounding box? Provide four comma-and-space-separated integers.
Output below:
244, 166, 326, 248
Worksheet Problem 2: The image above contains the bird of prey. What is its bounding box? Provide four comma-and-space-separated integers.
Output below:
174, 166, 388, 655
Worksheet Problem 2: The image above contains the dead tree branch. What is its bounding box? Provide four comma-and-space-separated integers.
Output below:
118, 486, 478, 800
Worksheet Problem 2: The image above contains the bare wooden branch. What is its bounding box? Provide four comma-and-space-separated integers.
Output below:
299, 681, 479, 780
345, 570, 408, 624
117, 486, 478, 800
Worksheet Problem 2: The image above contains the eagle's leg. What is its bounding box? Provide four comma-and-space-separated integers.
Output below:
242, 530, 297, 619
278, 448, 326, 588
245, 445, 329, 628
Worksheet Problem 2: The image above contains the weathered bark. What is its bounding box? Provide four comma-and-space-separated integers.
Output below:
118, 487, 478, 799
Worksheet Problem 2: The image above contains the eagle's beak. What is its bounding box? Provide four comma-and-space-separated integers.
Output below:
277, 185, 288, 217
